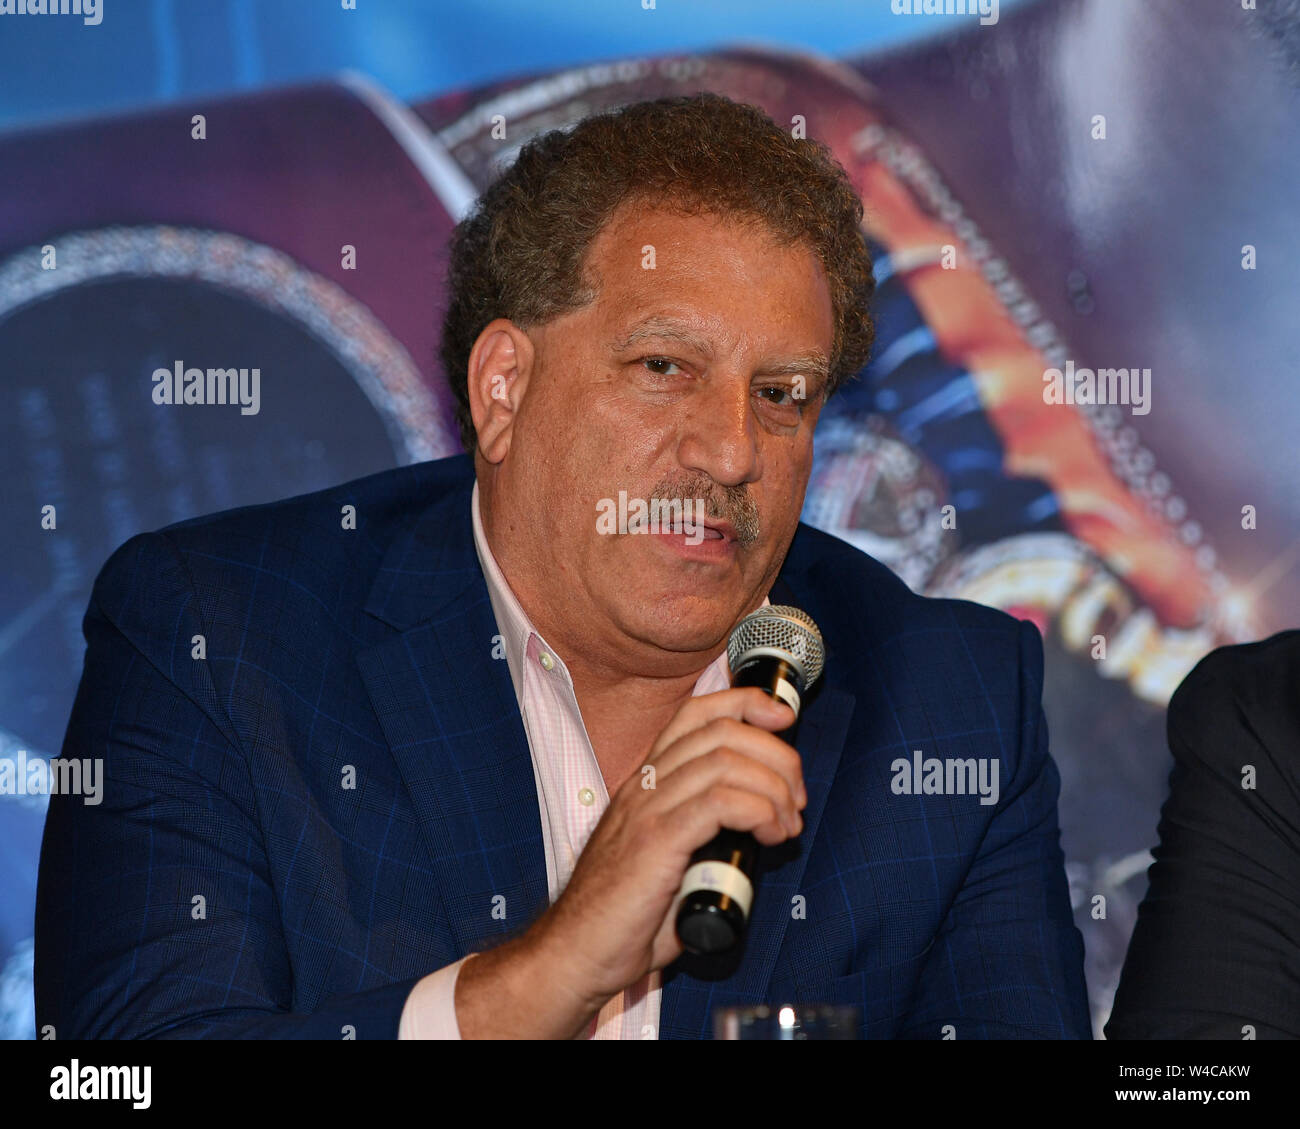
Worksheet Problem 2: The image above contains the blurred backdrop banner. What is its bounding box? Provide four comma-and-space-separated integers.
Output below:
2, 0, 1298, 1039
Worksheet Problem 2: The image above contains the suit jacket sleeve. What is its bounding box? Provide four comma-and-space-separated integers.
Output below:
1105, 631, 1300, 1039
899, 617, 1091, 1039
34, 531, 423, 1039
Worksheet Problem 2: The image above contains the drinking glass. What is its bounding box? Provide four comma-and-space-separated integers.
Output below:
713, 1003, 859, 1040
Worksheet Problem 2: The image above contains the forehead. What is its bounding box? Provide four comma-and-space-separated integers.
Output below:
580, 201, 834, 354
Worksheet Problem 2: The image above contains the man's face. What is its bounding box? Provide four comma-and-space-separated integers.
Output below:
478, 200, 836, 672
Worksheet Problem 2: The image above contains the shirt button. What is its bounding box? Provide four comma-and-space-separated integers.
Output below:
578, 787, 595, 806
539, 652, 555, 671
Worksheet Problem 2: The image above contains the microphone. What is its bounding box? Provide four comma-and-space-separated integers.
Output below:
674, 604, 826, 956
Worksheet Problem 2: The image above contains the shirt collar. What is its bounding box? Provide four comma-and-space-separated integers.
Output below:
471, 479, 542, 701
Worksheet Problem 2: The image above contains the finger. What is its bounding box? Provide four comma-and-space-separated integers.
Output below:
647, 686, 795, 760
646, 747, 803, 839
650, 716, 806, 809
662, 782, 796, 849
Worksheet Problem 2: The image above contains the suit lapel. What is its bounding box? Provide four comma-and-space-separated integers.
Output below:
357, 465, 549, 958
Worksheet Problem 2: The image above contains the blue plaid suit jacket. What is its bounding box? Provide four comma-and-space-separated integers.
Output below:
35, 452, 1089, 1039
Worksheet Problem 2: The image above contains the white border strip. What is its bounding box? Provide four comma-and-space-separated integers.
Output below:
336, 70, 479, 222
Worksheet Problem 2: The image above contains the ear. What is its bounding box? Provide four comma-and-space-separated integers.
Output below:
467, 319, 534, 464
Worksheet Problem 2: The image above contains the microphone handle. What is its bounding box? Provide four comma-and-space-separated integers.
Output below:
732, 655, 803, 712
673, 657, 802, 956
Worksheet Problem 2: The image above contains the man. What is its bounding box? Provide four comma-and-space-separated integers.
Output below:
1107, 631, 1300, 1039
35, 93, 1088, 1038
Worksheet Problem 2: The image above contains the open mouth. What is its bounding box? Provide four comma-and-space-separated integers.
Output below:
660, 522, 725, 540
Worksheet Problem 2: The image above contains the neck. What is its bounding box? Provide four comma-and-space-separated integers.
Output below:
568, 663, 708, 790
478, 471, 737, 785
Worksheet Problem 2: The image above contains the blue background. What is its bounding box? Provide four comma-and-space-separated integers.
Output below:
0, 0, 1029, 133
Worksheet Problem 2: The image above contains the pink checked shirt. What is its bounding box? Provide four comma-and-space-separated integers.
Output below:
399, 481, 756, 1039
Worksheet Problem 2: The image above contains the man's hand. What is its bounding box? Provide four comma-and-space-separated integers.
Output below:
455, 686, 806, 1038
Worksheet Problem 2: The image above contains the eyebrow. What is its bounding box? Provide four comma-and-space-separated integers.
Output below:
609, 316, 831, 386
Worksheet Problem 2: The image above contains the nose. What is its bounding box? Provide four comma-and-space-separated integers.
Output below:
675, 374, 760, 489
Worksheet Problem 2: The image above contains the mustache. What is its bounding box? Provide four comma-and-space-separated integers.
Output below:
648, 473, 760, 546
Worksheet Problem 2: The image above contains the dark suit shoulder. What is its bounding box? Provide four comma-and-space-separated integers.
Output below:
1167, 630, 1300, 772
93, 454, 469, 601
1107, 630, 1300, 1039
85, 454, 475, 673
155, 454, 472, 559
785, 519, 1033, 664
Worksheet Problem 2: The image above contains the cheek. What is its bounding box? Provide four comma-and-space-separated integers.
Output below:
765, 459, 814, 529
584, 404, 675, 475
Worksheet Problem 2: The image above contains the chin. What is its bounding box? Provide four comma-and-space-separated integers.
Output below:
618, 590, 737, 654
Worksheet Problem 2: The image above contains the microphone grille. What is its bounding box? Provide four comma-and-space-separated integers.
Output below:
727, 604, 825, 687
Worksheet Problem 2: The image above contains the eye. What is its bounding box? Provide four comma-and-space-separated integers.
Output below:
756, 385, 795, 407
641, 357, 683, 377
